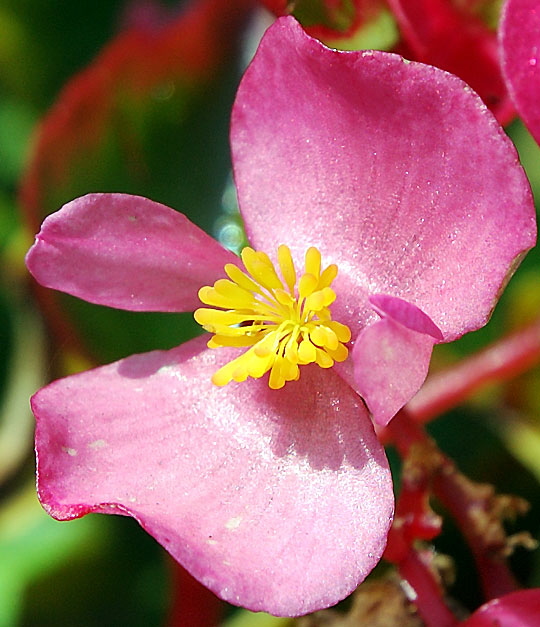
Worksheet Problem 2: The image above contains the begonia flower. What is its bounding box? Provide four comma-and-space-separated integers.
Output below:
500, 0, 540, 144
26, 16, 535, 617
461, 588, 540, 626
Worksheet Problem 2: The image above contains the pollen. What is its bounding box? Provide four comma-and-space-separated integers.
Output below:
194, 245, 351, 389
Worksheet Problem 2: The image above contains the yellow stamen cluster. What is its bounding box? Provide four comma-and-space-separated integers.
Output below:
194, 245, 351, 389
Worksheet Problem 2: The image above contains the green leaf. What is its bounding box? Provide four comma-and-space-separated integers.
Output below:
20, 1, 251, 363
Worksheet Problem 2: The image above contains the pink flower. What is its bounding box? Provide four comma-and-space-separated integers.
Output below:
26, 17, 535, 617
461, 589, 540, 626
500, 0, 540, 144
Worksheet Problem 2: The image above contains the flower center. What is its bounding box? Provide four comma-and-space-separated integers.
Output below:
194, 245, 351, 389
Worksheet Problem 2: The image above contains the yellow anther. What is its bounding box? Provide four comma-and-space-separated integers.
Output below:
315, 348, 334, 369
277, 244, 296, 293
298, 273, 318, 298
298, 338, 317, 363
310, 325, 329, 348
327, 320, 352, 343
198, 280, 254, 309
194, 308, 249, 329
194, 245, 351, 388
305, 247, 321, 279
304, 290, 325, 312
274, 288, 294, 307
284, 334, 300, 362
328, 342, 348, 362
319, 264, 338, 289
224, 263, 261, 294
254, 331, 279, 357
321, 287, 336, 307
241, 247, 283, 291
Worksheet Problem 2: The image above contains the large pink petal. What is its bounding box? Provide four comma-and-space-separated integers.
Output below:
231, 17, 536, 342
33, 335, 393, 616
461, 589, 540, 627
25, 193, 236, 312
500, 0, 540, 145
352, 297, 439, 425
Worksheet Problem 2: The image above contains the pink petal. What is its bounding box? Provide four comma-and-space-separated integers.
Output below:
500, 0, 540, 145
33, 335, 393, 616
461, 589, 540, 627
25, 193, 236, 312
231, 17, 536, 342
369, 294, 443, 340
352, 297, 439, 425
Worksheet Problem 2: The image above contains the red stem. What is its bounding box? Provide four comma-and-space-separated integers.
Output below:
388, 410, 519, 602
407, 319, 540, 423
433, 469, 519, 600
167, 560, 224, 627
398, 549, 458, 627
